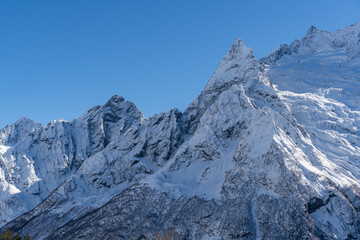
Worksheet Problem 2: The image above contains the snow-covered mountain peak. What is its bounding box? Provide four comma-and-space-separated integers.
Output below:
104, 94, 125, 107
0, 95, 147, 227
77, 95, 143, 121
261, 22, 360, 110
203, 38, 261, 93
301, 22, 360, 52
183, 38, 272, 135
261, 22, 360, 65
220, 38, 254, 64
0, 117, 41, 146
304, 25, 322, 36
14, 116, 35, 125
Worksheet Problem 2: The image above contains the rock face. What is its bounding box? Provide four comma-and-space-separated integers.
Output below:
1, 23, 360, 240
0, 96, 144, 227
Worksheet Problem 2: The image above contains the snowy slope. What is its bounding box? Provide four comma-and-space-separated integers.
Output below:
0, 96, 144, 226
261, 23, 360, 239
1, 23, 360, 239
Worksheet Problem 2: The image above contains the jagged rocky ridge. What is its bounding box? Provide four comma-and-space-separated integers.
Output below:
1, 23, 360, 239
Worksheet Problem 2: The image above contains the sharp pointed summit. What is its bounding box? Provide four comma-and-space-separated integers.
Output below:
104, 95, 125, 106
221, 38, 255, 63
305, 25, 322, 36
203, 38, 262, 94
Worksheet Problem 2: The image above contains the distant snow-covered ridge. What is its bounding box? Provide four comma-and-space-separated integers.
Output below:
1, 23, 360, 240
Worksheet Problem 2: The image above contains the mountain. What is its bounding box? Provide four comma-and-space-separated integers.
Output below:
1, 23, 360, 239
0, 96, 144, 226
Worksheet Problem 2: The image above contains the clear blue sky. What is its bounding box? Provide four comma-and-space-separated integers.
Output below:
1, 0, 360, 128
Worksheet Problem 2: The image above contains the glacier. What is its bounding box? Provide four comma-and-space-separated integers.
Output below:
1, 23, 360, 239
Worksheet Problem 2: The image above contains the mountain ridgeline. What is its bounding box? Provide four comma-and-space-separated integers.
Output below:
1, 23, 360, 239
